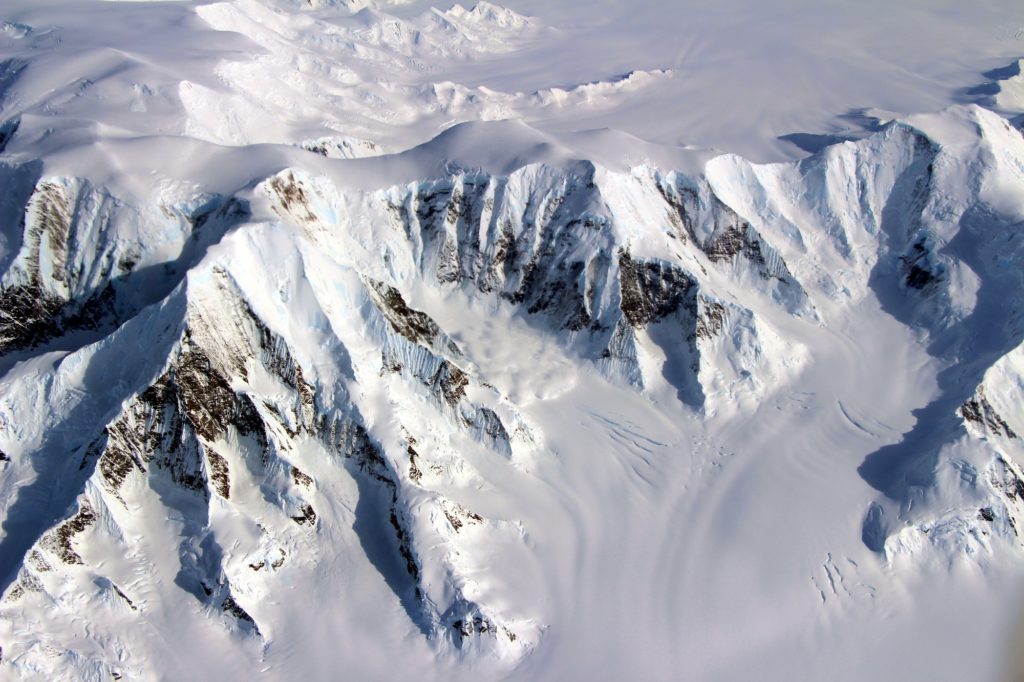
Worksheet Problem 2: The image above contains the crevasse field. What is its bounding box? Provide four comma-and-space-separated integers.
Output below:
2, 1, 1024, 680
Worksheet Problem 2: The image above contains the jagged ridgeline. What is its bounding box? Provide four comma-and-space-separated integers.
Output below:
266, 160, 814, 411
0, 166, 251, 356
1, 104, 1024, 679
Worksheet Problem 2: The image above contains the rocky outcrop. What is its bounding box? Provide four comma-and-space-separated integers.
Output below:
0, 176, 249, 355
616, 249, 696, 328
266, 163, 808, 410
365, 278, 462, 356
960, 386, 1017, 439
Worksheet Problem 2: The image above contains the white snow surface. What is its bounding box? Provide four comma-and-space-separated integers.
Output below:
1, 0, 1024, 680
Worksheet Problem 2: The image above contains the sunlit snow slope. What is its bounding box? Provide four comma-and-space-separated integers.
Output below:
2, 1, 1024, 680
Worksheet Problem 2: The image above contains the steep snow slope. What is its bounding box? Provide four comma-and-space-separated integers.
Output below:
3, 103, 1024, 680
2, 1, 1024, 681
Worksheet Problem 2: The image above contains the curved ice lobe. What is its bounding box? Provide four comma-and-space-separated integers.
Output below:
964, 58, 1024, 116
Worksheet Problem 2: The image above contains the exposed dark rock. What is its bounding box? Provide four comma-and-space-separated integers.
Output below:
290, 503, 317, 526
291, 466, 313, 487
0, 187, 250, 356
696, 301, 727, 340
189, 197, 248, 236
14, 571, 42, 597
900, 238, 941, 290
111, 582, 137, 611
205, 449, 231, 499
174, 339, 270, 462
221, 594, 260, 636
479, 220, 517, 293
0, 118, 19, 153
31, 182, 72, 285
173, 344, 238, 443
704, 225, 749, 263
301, 142, 329, 157
98, 439, 141, 502
26, 550, 50, 573
444, 504, 483, 533
617, 250, 695, 327
990, 455, 1024, 502
63, 282, 119, 331
470, 407, 510, 447
366, 279, 450, 350
326, 420, 422, 588
905, 265, 934, 289
328, 420, 389, 481
407, 445, 423, 484
430, 360, 468, 407
414, 188, 452, 229
268, 172, 317, 224
139, 376, 208, 494
372, 169, 618, 335
390, 507, 420, 587
654, 182, 697, 242
979, 507, 995, 522
381, 349, 403, 374
0, 279, 122, 355
960, 387, 1017, 438
42, 501, 96, 565
0, 282, 67, 354
258, 548, 289, 572
299, 138, 379, 158
522, 259, 591, 331
452, 615, 496, 639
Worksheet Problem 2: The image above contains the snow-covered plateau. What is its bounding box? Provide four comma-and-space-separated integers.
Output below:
2, 0, 1024, 680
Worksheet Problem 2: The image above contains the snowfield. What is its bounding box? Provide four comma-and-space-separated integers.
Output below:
2, 1, 1024, 680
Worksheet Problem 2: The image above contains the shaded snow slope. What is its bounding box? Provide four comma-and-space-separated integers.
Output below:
2, 102, 1024, 679
2, 1, 1024, 681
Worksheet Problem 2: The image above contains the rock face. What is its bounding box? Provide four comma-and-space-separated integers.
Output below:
616, 250, 695, 328
0, 214, 537, 677
3, 99, 1024, 679
0, 172, 250, 355
265, 159, 810, 411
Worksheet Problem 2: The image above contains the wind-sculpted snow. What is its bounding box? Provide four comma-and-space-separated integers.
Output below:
3, 0, 1024, 679
183, 0, 565, 149
0, 224, 538, 677
2, 100, 1024, 678
707, 106, 1024, 566
0, 98, 1022, 679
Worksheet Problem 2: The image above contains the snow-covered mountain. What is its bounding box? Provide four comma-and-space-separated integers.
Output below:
2, 0, 1024, 680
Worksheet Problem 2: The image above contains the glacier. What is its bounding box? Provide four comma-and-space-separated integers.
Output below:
2, 0, 1024, 680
